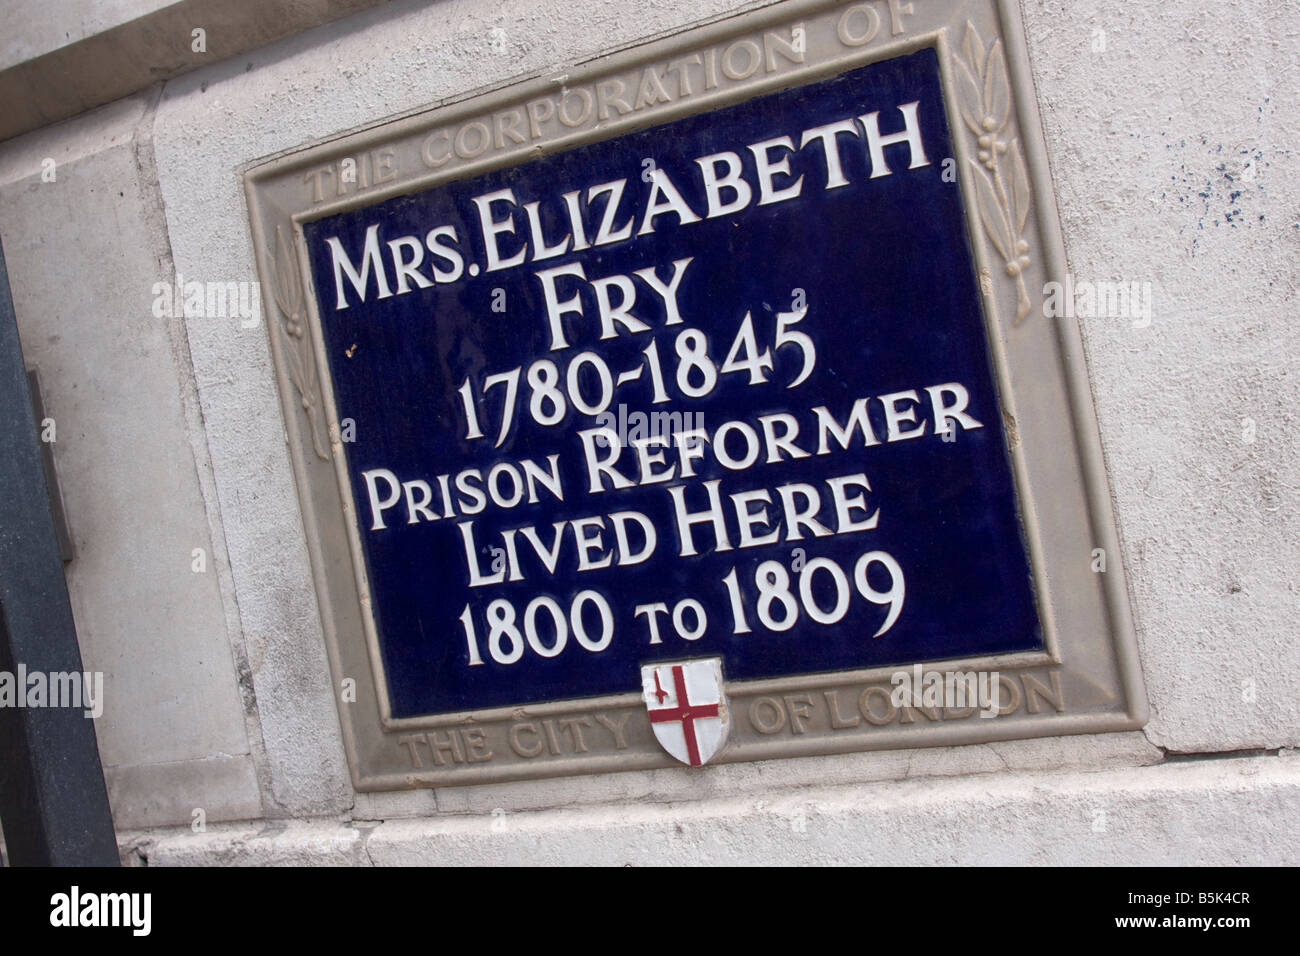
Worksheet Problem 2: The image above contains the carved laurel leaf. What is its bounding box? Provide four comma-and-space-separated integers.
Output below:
271, 226, 302, 318
962, 22, 985, 80
269, 256, 294, 321
969, 160, 1013, 261
271, 228, 306, 384
268, 223, 328, 460
953, 28, 1035, 326
983, 39, 1010, 132
281, 227, 320, 399
1010, 139, 1031, 234
273, 316, 307, 395
279, 324, 307, 393
953, 58, 986, 136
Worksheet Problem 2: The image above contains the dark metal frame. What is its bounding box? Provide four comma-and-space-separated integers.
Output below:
0, 238, 118, 866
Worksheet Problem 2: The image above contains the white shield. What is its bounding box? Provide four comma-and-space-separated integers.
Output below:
640, 658, 730, 767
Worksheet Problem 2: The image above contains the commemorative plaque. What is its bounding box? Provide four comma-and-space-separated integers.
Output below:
245, 0, 1147, 789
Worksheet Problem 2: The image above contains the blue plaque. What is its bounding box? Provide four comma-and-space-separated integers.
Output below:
303, 46, 1043, 720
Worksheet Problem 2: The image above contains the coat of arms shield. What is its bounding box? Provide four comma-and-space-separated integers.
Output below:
640, 658, 730, 767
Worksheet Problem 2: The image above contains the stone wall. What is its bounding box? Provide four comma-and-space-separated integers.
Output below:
0, 0, 1295, 864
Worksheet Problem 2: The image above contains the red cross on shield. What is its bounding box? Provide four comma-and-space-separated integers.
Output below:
641, 658, 730, 767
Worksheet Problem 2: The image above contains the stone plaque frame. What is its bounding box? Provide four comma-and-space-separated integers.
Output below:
244, 0, 1147, 791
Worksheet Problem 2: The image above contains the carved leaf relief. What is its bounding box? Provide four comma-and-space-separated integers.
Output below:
269, 224, 330, 460
954, 22, 1033, 323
